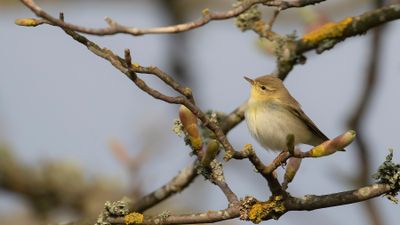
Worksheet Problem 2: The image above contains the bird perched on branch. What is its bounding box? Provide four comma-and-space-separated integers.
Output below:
244, 75, 334, 152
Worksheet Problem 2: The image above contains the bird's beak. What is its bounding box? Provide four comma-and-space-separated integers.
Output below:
244, 76, 255, 85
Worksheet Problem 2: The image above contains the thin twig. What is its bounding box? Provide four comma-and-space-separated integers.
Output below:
60, 27, 237, 159
109, 206, 240, 225
59, 29, 242, 209
20, 0, 271, 36
130, 65, 194, 103
220, 102, 247, 134
264, 0, 326, 9
266, 9, 281, 32
213, 179, 240, 205
237, 145, 285, 195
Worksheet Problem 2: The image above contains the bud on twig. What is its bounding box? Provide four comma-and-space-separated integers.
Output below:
201, 139, 220, 168
179, 105, 202, 151
306, 130, 356, 157
15, 18, 43, 27
282, 157, 302, 190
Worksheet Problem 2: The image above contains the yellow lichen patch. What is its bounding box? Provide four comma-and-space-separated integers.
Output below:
248, 195, 285, 224
124, 212, 144, 224
15, 18, 42, 27
133, 63, 140, 68
302, 17, 353, 43
248, 203, 264, 224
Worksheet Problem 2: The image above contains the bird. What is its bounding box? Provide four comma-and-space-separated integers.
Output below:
244, 75, 332, 152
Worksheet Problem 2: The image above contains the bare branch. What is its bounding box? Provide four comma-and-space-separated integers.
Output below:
220, 102, 247, 134
110, 207, 240, 225
61, 29, 221, 155
241, 183, 392, 223
131, 65, 194, 103
264, 0, 326, 10
236, 144, 285, 195
58, 30, 241, 205
20, 0, 271, 36
285, 184, 391, 211
18, 0, 332, 37
111, 183, 392, 225
266, 9, 281, 31
214, 179, 240, 205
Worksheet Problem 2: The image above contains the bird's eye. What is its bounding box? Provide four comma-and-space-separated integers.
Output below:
260, 85, 267, 90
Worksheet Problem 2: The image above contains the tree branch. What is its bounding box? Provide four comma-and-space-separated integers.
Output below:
58, 27, 238, 160
114, 183, 392, 225
19, 0, 331, 37
285, 184, 391, 211
19, 0, 272, 36
264, 0, 326, 9
61, 28, 242, 212
297, 4, 400, 53
284, 4, 400, 79
15, 2, 400, 225
110, 207, 240, 225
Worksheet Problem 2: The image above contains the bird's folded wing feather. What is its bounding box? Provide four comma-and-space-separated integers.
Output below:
284, 104, 329, 143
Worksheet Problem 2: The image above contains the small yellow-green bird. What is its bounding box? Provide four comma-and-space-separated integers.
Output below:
244, 75, 330, 152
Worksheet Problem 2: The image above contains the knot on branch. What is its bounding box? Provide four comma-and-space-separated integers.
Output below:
240, 195, 286, 224
372, 149, 400, 203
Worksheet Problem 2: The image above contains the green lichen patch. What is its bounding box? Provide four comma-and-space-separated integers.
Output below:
372, 149, 400, 203
235, 1, 261, 32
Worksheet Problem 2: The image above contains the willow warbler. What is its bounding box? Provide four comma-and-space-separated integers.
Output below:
244, 75, 330, 152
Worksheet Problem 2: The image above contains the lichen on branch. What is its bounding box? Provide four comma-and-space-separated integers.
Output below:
372, 149, 400, 203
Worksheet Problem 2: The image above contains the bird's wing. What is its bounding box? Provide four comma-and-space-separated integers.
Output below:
285, 104, 329, 143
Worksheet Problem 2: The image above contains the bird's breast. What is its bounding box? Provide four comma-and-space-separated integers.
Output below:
245, 102, 312, 151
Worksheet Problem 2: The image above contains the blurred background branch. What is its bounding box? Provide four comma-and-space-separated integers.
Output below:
347, 1, 387, 225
